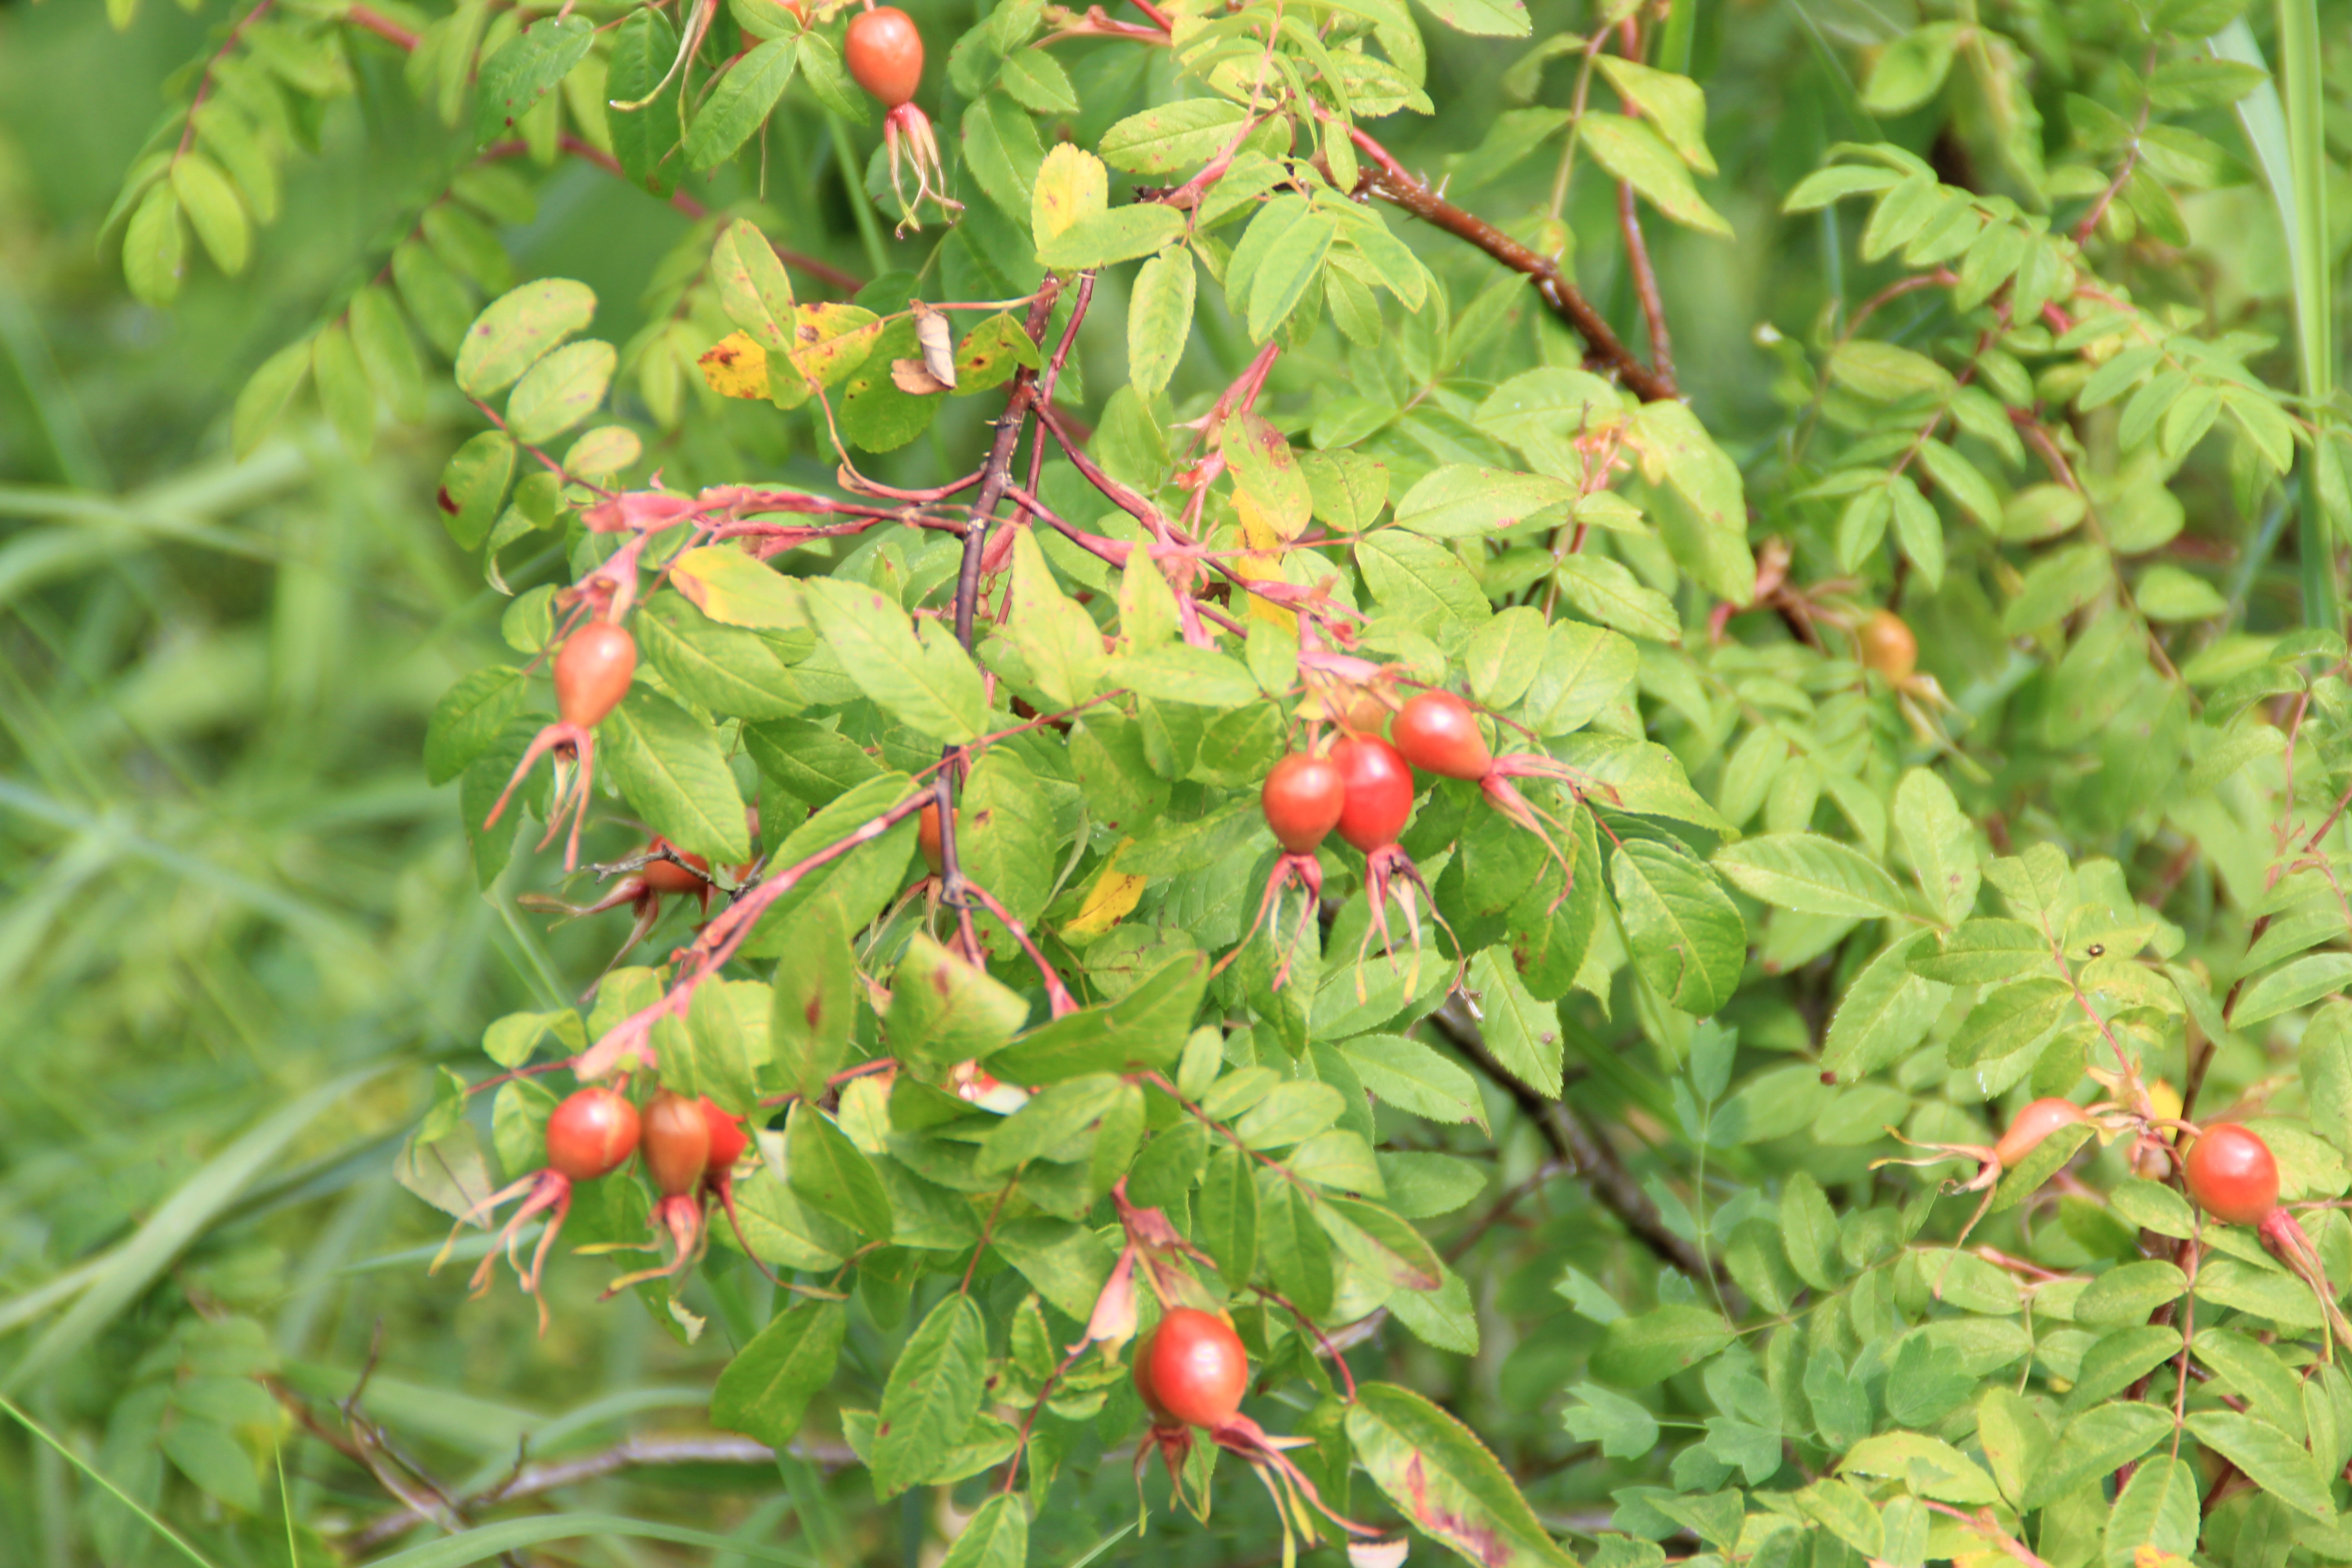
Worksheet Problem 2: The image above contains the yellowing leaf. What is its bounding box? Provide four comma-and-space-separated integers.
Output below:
1063, 841, 1147, 938
1232, 553, 1297, 630
699, 331, 771, 399
1032, 143, 1107, 250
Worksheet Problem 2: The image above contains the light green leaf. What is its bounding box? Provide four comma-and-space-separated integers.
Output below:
801, 579, 990, 744
1578, 113, 1730, 235
1714, 833, 1908, 919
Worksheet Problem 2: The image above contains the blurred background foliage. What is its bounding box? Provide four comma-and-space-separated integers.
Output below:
0, 0, 2345, 1564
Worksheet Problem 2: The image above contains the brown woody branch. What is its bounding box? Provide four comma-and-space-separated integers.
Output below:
1616, 182, 1674, 392
1354, 167, 1676, 403
1426, 998, 1734, 1298
343, 1434, 859, 1551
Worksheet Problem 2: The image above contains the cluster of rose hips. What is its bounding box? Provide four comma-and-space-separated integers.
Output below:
1250, 689, 1590, 980
446, 1082, 762, 1333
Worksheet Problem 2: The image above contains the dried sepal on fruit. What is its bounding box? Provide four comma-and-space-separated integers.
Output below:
483, 620, 638, 872
1872, 1096, 2113, 1294
436, 1086, 641, 1335
1220, 751, 1347, 989
604, 1090, 714, 1297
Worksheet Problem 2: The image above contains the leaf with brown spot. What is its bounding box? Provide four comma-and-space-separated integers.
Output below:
1347, 1384, 1577, 1568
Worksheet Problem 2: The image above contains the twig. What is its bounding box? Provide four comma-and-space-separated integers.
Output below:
177, 1, 277, 159
1426, 999, 1733, 1296
1353, 166, 1675, 403
343, 3, 416, 50
343, 1435, 858, 1551
553, 134, 861, 293
1615, 183, 1674, 393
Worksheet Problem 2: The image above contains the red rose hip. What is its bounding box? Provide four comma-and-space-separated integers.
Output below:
1390, 691, 1492, 781
554, 621, 636, 728
845, 6, 925, 108
641, 1091, 713, 1198
544, 1087, 642, 1182
2185, 1122, 2279, 1226
1330, 735, 1414, 853
1991, 1097, 2089, 1169
1262, 753, 1346, 854
1139, 1307, 1249, 1428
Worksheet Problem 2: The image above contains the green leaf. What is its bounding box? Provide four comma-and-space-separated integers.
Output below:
801, 579, 990, 743
979, 1074, 1124, 1175
961, 92, 1045, 221
1038, 204, 1184, 271
939, 1493, 1028, 1568
2300, 1003, 2352, 1163
784, 1102, 893, 1242
1341, 1033, 1490, 1130
607, 9, 682, 194
599, 688, 753, 863
473, 15, 597, 147
1392, 466, 1575, 538
1235, 198, 1337, 342
2231, 952, 2352, 1026
1469, 945, 1563, 1098
1946, 977, 2072, 1068
769, 897, 858, 1099
1594, 57, 1715, 173
1596, 1304, 1732, 1387
168, 152, 248, 275
122, 180, 184, 305
2074, 1259, 2186, 1325
2103, 1455, 2197, 1568
1551, 554, 1680, 642
636, 595, 802, 720
2020, 1404, 2170, 1508
1829, 340, 1954, 401
1611, 838, 1745, 1017
504, 338, 613, 445
425, 666, 528, 786
1861, 22, 1963, 115
1578, 113, 1730, 236
231, 336, 312, 460
456, 279, 597, 400
2185, 1410, 2333, 1520
888, 932, 1032, 1079
313, 321, 375, 457
1347, 1384, 1576, 1568
349, 284, 428, 424
1820, 931, 1950, 1081
1893, 767, 1980, 924
1196, 1141, 1258, 1289
872, 1295, 988, 1498
711, 1299, 847, 1448
1101, 99, 1250, 173
1409, 0, 1532, 39
1127, 248, 1195, 400
685, 37, 798, 168
710, 220, 797, 351
1562, 1382, 1660, 1460
988, 951, 1207, 1083
1713, 833, 1908, 919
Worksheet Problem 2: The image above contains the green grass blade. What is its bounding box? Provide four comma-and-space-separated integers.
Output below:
2214, 9, 2337, 629
2, 1067, 386, 1390
0, 1391, 221, 1568
360, 1513, 823, 1568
